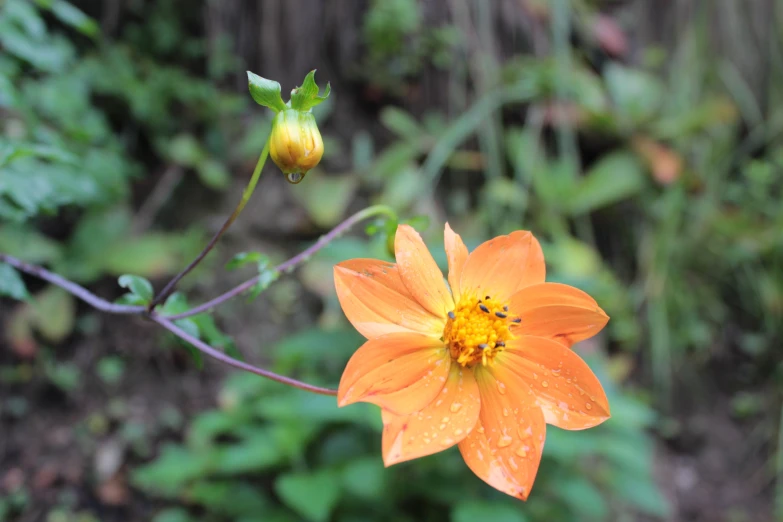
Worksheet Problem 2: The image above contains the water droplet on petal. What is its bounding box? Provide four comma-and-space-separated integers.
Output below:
541, 381, 549, 388
439, 423, 447, 430
423, 437, 431, 444
450, 402, 463, 413
516, 447, 528, 458
454, 429, 464, 436
497, 381, 507, 394
286, 171, 305, 184
441, 438, 455, 447
497, 435, 513, 448
585, 402, 593, 410
502, 408, 509, 417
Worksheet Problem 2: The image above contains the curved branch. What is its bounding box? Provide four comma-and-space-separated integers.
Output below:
0, 254, 145, 314
151, 314, 337, 396
0, 252, 337, 396
164, 205, 397, 321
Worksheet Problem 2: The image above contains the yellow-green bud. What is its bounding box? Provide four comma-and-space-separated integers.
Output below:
269, 109, 324, 184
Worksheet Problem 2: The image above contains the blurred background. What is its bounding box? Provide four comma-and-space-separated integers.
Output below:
1, 0, 781, 521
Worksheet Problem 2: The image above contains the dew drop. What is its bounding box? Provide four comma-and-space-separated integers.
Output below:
497, 435, 513, 448
454, 429, 464, 436
477, 425, 485, 434
497, 381, 507, 394
441, 438, 455, 447
585, 402, 593, 410
516, 447, 528, 458
541, 381, 549, 388
423, 437, 431, 444
286, 171, 305, 184
441, 416, 450, 423
439, 423, 447, 430
502, 408, 509, 417
435, 399, 443, 407
450, 402, 463, 413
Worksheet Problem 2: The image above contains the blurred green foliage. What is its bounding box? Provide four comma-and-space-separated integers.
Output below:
2, 0, 782, 521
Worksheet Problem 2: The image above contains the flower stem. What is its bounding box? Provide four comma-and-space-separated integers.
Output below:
0, 252, 337, 396
163, 204, 398, 320
151, 313, 337, 396
149, 138, 271, 310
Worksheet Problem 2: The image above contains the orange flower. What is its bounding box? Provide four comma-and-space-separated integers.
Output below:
334, 224, 610, 500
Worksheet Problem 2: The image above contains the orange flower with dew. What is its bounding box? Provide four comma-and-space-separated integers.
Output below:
334, 224, 611, 500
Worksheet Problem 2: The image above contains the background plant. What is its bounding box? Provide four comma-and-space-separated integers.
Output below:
1, 1, 780, 521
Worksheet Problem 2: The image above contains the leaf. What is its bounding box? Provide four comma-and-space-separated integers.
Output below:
275, 470, 341, 522
42, 0, 100, 38
568, 151, 646, 215
452, 500, 528, 522
132, 444, 213, 497
380, 107, 425, 140
152, 508, 193, 522
226, 252, 264, 271
32, 286, 75, 342
0, 225, 62, 264
196, 159, 229, 190
604, 63, 664, 125
187, 480, 270, 517
0, 262, 30, 300
341, 457, 386, 499
290, 70, 330, 112
247, 72, 286, 112
118, 274, 154, 303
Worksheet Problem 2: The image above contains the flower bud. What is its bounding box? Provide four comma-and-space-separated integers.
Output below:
269, 109, 324, 184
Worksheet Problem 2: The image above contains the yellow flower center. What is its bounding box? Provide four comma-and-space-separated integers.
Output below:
442, 294, 519, 367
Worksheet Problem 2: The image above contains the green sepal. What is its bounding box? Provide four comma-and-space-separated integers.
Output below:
290, 70, 331, 111
247, 72, 287, 112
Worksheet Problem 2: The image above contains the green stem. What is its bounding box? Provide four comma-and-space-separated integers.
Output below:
149, 138, 270, 310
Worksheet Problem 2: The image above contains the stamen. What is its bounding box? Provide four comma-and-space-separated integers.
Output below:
478, 343, 488, 350
485, 295, 490, 300
448, 311, 456, 320
479, 304, 490, 313
511, 317, 521, 323
495, 311, 507, 318
503, 305, 509, 311
496, 341, 505, 347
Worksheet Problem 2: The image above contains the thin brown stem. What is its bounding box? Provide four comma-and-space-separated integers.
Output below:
0, 253, 337, 396
149, 140, 270, 310
164, 204, 398, 321
151, 313, 337, 396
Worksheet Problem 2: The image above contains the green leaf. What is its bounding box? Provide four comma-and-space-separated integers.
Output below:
568, 152, 646, 215
0, 225, 62, 264
604, 63, 664, 125
42, 0, 100, 38
226, 252, 264, 271
275, 470, 341, 522
0, 262, 30, 300
118, 274, 154, 303
247, 72, 286, 112
152, 508, 193, 522
341, 457, 386, 499
380, 107, 425, 140
32, 286, 75, 342
290, 70, 330, 111
188, 480, 270, 517
132, 444, 213, 497
451, 500, 528, 522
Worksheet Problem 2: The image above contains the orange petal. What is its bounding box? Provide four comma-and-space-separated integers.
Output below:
444, 223, 469, 301
395, 225, 454, 318
500, 335, 610, 430
458, 366, 546, 500
380, 364, 481, 466
459, 231, 545, 303
509, 282, 609, 347
338, 333, 450, 415
334, 260, 444, 339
